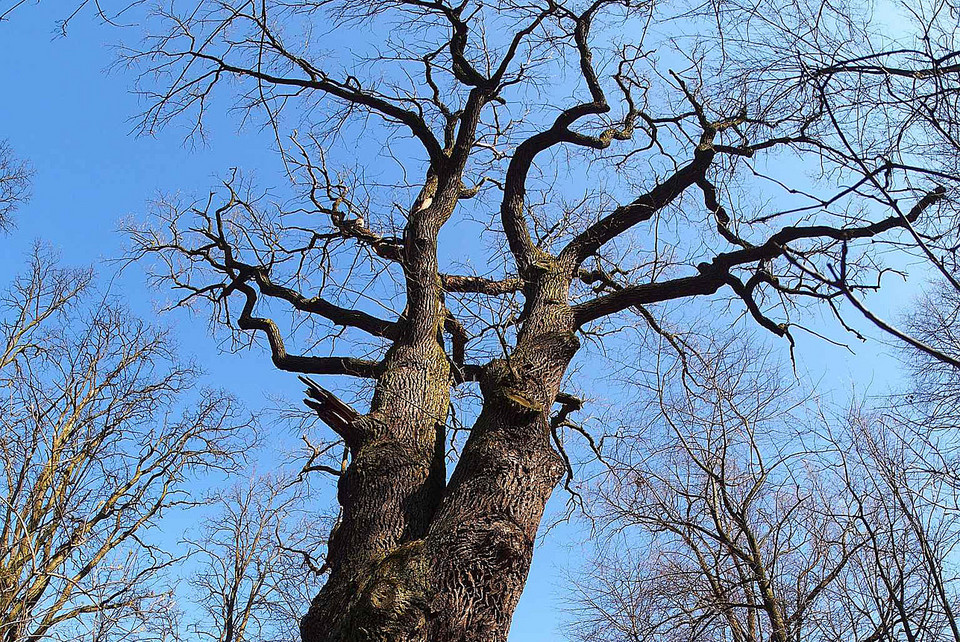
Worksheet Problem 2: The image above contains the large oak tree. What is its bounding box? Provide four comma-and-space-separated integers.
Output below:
10, 0, 960, 639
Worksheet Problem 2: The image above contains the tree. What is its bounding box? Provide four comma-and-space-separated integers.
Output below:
0, 141, 31, 230
116, 0, 960, 639
0, 248, 253, 642
566, 332, 960, 642
185, 475, 330, 642
11, 0, 960, 639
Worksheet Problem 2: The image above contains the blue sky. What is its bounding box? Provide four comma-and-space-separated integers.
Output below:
0, 3, 921, 640
0, 6, 303, 398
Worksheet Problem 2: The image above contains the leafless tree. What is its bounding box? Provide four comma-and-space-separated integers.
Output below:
10, 0, 960, 639
0, 141, 31, 230
184, 475, 331, 642
834, 406, 960, 642
0, 247, 254, 642
567, 331, 960, 642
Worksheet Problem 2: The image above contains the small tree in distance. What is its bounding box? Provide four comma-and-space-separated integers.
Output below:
0, 247, 254, 642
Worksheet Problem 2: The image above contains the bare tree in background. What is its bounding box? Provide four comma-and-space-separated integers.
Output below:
567, 331, 960, 642
186, 475, 330, 642
0, 141, 30, 230
0, 248, 254, 642
10, 0, 960, 639
568, 339, 845, 642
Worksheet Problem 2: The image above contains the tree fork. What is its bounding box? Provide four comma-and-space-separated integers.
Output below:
299, 352, 577, 642
301, 267, 579, 641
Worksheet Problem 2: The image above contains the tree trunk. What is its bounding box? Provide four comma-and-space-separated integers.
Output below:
300, 272, 578, 642
298, 334, 452, 641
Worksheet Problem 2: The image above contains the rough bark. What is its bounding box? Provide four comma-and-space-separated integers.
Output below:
300, 268, 578, 642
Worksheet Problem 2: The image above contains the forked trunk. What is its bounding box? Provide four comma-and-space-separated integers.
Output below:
301, 302, 578, 642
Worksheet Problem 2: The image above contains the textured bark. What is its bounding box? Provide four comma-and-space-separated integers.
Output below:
300, 268, 578, 642
299, 365, 572, 641
422, 334, 576, 641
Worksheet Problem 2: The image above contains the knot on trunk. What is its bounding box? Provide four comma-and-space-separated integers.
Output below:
480, 330, 581, 417
357, 541, 431, 632
303, 541, 431, 642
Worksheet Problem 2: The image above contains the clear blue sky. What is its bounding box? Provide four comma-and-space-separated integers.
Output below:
0, 4, 916, 640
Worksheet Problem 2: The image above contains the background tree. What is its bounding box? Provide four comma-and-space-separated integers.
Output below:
0, 141, 30, 230
0, 247, 254, 642
566, 329, 960, 642
185, 475, 330, 642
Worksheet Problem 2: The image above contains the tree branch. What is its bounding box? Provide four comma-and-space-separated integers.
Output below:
231, 277, 380, 378
440, 273, 522, 294
560, 150, 713, 268
181, 50, 446, 167
573, 188, 945, 327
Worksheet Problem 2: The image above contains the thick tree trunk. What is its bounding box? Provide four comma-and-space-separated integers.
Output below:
298, 333, 451, 639
300, 270, 578, 642
420, 332, 576, 641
